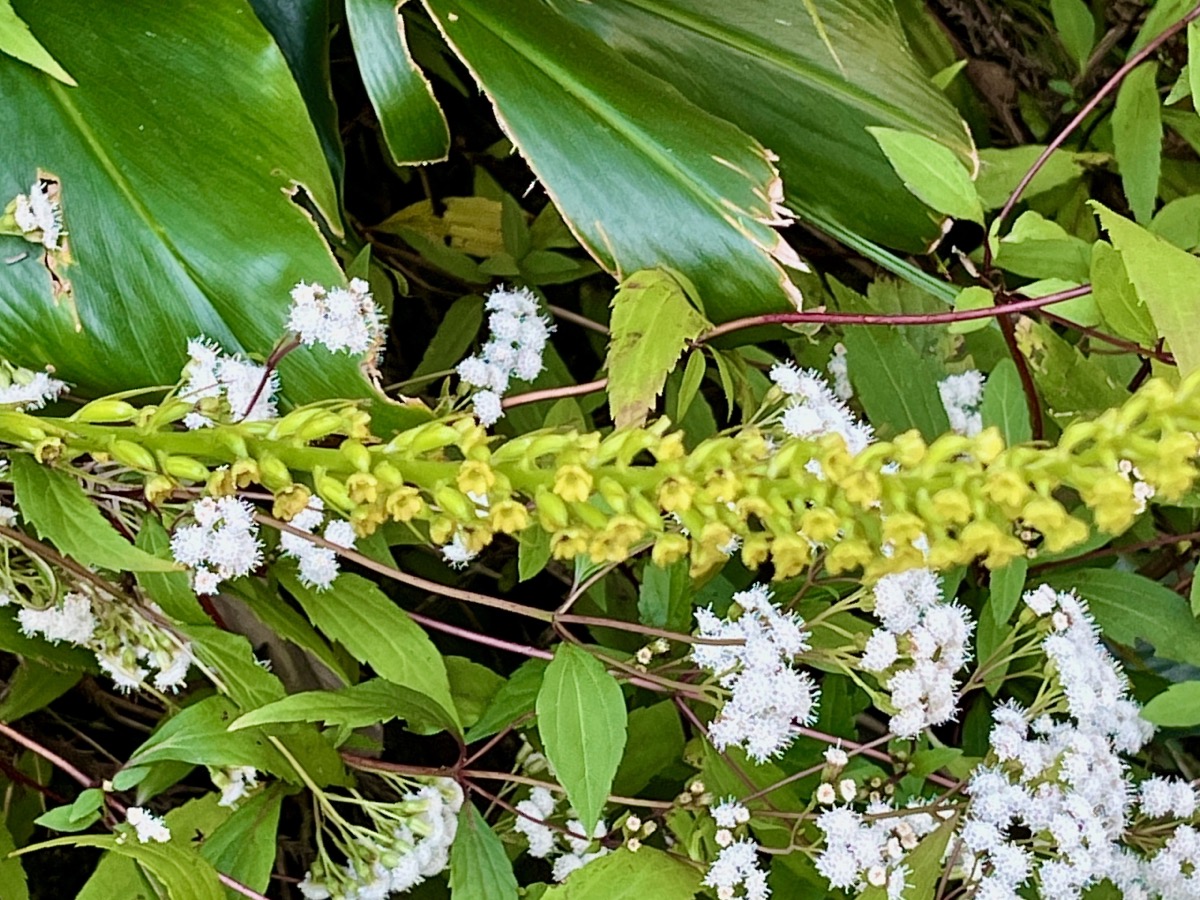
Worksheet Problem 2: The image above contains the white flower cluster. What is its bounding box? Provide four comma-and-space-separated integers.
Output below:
816, 800, 939, 898
827, 342, 853, 401
11, 180, 63, 249
861, 568, 974, 738
211, 766, 260, 808
299, 780, 464, 899
0, 363, 67, 411
124, 807, 170, 844
938, 370, 985, 437
456, 286, 552, 426
768, 362, 873, 454
170, 496, 263, 595
692, 583, 818, 762
279, 497, 357, 589
288, 279, 384, 356
1118, 459, 1156, 514
704, 799, 769, 900
512, 786, 610, 882
18, 590, 193, 693
181, 337, 278, 428
954, 585, 1193, 899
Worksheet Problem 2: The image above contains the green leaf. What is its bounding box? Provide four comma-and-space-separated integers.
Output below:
0, 0, 73, 84
606, 269, 711, 428
637, 559, 691, 634
868, 127, 983, 223
200, 788, 282, 893
980, 358, 1031, 446
1090, 240, 1157, 348
10, 457, 178, 572
541, 847, 701, 900
414, 294, 484, 379
994, 211, 1092, 282
613, 701, 684, 796
557, 0, 976, 253
230, 679, 453, 732
1051, 0, 1095, 72
988, 557, 1028, 627
277, 564, 461, 734
843, 327, 950, 440
1150, 195, 1200, 250
946, 286, 994, 335
1143, 681, 1200, 727
1047, 569, 1200, 667
1111, 62, 1162, 225
674, 349, 706, 420
347, 0, 449, 166
34, 789, 103, 832
1016, 320, 1127, 420
0, 659, 79, 722
23, 835, 224, 900
0, 0, 396, 421
445, 656, 505, 729
1190, 21, 1200, 119
186, 624, 286, 711
1191, 576, 1200, 617
976, 145, 1083, 209
422, 0, 804, 323
448, 804, 519, 900
134, 517, 208, 625
464, 657, 547, 743
1093, 202, 1200, 375
536, 644, 627, 832
0, 817, 28, 900
518, 525, 553, 582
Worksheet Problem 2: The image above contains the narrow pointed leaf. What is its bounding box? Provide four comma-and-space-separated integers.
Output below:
868, 127, 983, 222
1111, 62, 1162, 225
0, 0, 73, 84
449, 804, 519, 900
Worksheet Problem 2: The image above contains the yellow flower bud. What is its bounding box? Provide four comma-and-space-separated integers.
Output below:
553, 465, 593, 504
551, 529, 589, 560
429, 517, 455, 544
350, 502, 387, 536
1042, 516, 1089, 554
385, 486, 425, 522
268, 406, 324, 440
162, 455, 210, 483
433, 485, 478, 521
372, 461, 404, 489
347, 472, 379, 505
825, 539, 872, 575
982, 471, 1031, 513
799, 508, 840, 544
456, 460, 496, 496
971, 427, 1005, 464
534, 489, 570, 531
881, 513, 926, 546
314, 469, 354, 512
741, 533, 771, 569
273, 484, 313, 520
257, 452, 293, 492
654, 432, 685, 461
770, 534, 812, 579
841, 470, 881, 508
295, 411, 345, 443
74, 399, 138, 424
891, 431, 927, 468
1020, 497, 1069, 534
657, 477, 695, 514
651, 533, 690, 567
931, 488, 972, 525
339, 439, 373, 472
598, 477, 629, 514
109, 439, 156, 471
490, 500, 530, 534
144, 474, 175, 505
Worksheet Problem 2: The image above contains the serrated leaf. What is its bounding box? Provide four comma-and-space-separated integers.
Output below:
422, 0, 804, 323
843, 327, 949, 440
449, 804, 519, 900
10, 457, 178, 572
1143, 681, 1200, 727
988, 557, 1028, 627
446, 656, 504, 728
230, 679, 452, 733
199, 788, 282, 893
1046, 569, 1200, 667
186, 624, 286, 711
346, 0, 449, 166
1051, 0, 1095, 72
1111, 62, 1162, 225
1093, 202, 1200, 375
0, 0, 72, 84
536, 644, 627, 832
277, 564, 460, 734
1150, 195, 1200, 250
541, 847, 701, 900
464, 657, 547, 743
23, 835, 223, 900
868, 127, 982, 223
979, 358, 1031, 446
1090, 239, 1157, 347
606, 269, 710, 428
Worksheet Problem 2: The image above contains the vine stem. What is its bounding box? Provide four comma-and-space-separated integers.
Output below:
697, 285, 1091, 343
502, 378, 607, 409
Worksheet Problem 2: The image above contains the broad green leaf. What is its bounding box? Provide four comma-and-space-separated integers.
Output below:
200, 788, 282, 893
1051, 0, 1095, 72
449, 804, 519, 900
542, 847, 701, 900
422, 0, 804, 323
606, 269, 710, 428
946, 285, 994, 335
230, 678, 456, 733
637, 559, 692, 634
464, 657, 547, 743
868, 127, 983, 223
0, 0, 72, 84
22, 835, 223, 900
976, 145, 1084, 209
1047, 569, 1200, 667
10, 457, 178, 572
1143, 681, 1200, 727
1015, 320, 1127, 421
445, 656, 505, 728
0, 0, 399, 421
413, 294, 484, 379
518, 525, 553, 582
613, 701, 684, 796
186, 624, 287, 711
0, 659, 79, 722
558, 0, 976, 253
979, 358, 1031, 446
843, 327, 949, 440
1090, 240, 1157, 348
0, 817, 28, 900
1014, 278, 1098, 328
347, 0, 449, 166
536, 644, 627, 832
277, 564, 461, 733
988, 557, 1028, 627
994, 211, 1092, 282
1093, 202, 1200, 375
34, 792, 102, 833
1150, 195, 1200, 250
1111, 63, 1162, 225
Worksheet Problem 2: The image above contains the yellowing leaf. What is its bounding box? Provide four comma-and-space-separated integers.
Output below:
606, 269, 710, 428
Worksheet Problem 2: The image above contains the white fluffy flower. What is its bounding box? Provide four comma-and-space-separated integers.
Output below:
828, 342, 853, 401
126, 807, 170, 844
170, 496, 262, 594
939, 370, 985, 437
278, 498, 355, 590
770, 362, 873, 453
180, 336, 278, 425
0, 368, 67, 411
12, 180, 63, 249
288, 279, 384, 356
